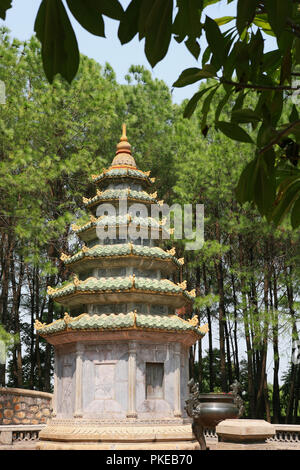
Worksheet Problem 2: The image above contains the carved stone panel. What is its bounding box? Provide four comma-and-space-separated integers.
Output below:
60, 363, 74, 417
94, 362, 115, 400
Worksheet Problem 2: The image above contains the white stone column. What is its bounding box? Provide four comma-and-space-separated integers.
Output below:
74, 343, 84, 418
174, 343, 182, 417
51, 350, 58, 417
127, 341, 137, 418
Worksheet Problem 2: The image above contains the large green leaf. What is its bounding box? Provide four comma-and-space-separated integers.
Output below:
204, 16, 225, 69
265, 0, 292, 39
235, 156, 258, 204
271, 175, 300, 226
118, 0, 142, 44
236, 0, 257, 36
173, 65, 216, 87
184, 37, 201, 60
216, 121, 254, 143
66, 0, 105, 36
253, 14, 275, 37
291, 196, 300, 228
173, 0, 202, 40
236, 151, 276, 217
183, 85, 217, 118
94, 0, 123, 20
214, 16, 235, 26
201, 86, 219, 132
231, 108, 261, 124
143, 0, 173, 67
254, 150, 276, 217
66, 0, 123, 36
34, 0, 79, 84
0, 0, 12, 20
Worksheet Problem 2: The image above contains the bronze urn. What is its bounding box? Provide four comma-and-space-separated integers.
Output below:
194, 392, 239, 428
185, 380, 244, 450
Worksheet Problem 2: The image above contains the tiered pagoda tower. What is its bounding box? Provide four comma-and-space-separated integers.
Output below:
35, 125, 207, 450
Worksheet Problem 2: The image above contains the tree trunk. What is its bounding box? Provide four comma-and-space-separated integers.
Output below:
10, 254, 24, 387
271, 270, 280, 423
256, 243, 270, 421
215, 257, 227, 392
202, 263, 214, 391
285, 265, 299, 423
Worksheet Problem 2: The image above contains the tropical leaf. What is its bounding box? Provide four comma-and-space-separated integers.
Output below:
214, 16, 235, 26
265, 0, 292, 39
143, 0, 173, 67
183, 85, 218, 118
0, 0, 12, 20
231, 108, 261, 124
66, 0, 105, 36
118, 0, 142, 44
216, 121, 254, 143
173, 65, 216, 88
34, 0, 79, 83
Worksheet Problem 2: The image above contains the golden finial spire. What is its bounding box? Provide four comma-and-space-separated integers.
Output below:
110, 123, 137, 168
121, 123, 127, 142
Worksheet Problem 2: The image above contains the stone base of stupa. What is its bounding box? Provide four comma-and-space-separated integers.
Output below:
36, 418, 199, 450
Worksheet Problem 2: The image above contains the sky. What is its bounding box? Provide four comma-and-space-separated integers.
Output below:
0, 0, 293, 384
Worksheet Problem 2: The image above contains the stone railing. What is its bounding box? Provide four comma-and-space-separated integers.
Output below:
0, 387, 53, 425
267, 424, 300, 444
0, 424, 46, 445
205, 423, 300, 445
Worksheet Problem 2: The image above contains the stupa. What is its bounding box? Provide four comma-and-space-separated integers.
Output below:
35, 125, 208, 450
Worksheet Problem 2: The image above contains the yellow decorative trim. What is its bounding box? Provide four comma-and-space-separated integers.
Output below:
133, 310, 137, 328
91, 174, 100, 180
96, 189, 103, 197
89, 215, 97, 223
60, 253, 70, 262
81, 245, 89, 253
188, 316, 199, 327
73, 275, 81, 287
144, 171, 151, 176
82, 197, 90, 204
71, 223, 81, 232
150, 177, 156, 183
63, 312, 72, 325
188, 289, 196, 298
158, 200, 164, 206
166, 247, 176, 256
34, 319, 46, 330
178, 258, 184, 265
198, 323, 209, 334
177, 280, 187, 290
150, 191, 157, 199
47, 286, 57, 295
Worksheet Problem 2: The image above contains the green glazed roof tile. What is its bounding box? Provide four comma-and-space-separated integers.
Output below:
74, 215, 161, 234
92, 168, 153, 185
36, 312, 205, 337
48, 276, 187, 299
64, 243, 181, 267
84, 188, 157, 207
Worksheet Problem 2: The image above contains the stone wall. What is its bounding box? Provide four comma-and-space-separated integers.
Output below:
0, 387, 53, 425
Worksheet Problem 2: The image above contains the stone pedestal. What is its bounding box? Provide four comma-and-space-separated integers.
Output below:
0, 430, 12, 445
37, 420, 199, 450
216, 419, 275, 443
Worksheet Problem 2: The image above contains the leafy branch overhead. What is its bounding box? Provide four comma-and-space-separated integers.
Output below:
1, 0, 300, 227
